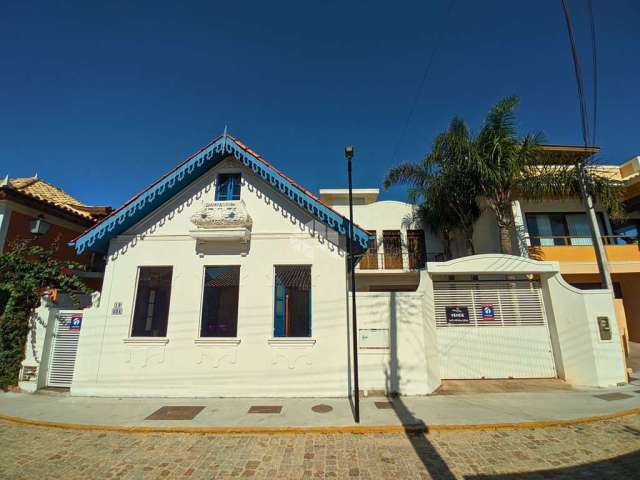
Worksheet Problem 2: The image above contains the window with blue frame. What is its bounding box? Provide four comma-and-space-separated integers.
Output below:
273, 265, 311, 337
215, 173, 241, 201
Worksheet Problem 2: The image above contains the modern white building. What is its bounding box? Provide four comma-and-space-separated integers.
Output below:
18, 134, 628, 397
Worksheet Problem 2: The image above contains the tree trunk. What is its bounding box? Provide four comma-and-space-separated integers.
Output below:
464, 226, 475, 256
499, 224, 513, 255
491, 201, 514, 256
442, 229, 453, 260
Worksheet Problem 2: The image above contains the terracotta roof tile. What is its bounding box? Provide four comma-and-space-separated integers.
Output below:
2, 176, 108, 220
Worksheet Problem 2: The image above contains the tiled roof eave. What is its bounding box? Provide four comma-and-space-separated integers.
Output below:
72, 133, 372, 256
0, 187, 98, 225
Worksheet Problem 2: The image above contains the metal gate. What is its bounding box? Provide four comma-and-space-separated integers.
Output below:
46, 310, 83, 387
434, 281, 557, 379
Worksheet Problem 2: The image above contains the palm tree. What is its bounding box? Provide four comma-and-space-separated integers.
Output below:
384, 117, 481, 256
472, 96, 625, 254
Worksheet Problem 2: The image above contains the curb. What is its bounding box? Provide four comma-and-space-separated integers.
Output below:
1, 407, 639, 435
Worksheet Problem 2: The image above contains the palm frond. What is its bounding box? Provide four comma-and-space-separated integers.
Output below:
382, 162, 428, 190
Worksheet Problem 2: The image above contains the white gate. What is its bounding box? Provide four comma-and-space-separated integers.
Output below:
434, 281, 557, 379
46, 310, 83, 387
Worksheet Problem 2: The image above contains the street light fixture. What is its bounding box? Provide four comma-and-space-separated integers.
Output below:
345, 144, 360, 423
30, 215, 50, 237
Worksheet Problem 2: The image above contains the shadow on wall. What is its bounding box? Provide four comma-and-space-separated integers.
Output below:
384, 292, 456, 479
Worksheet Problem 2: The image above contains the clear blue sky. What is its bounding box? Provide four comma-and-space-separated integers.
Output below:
1, 1, 638, 208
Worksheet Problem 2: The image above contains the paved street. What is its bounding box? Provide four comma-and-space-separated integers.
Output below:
1, 414, 639, 479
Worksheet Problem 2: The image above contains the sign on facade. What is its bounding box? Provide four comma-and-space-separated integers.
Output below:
445, 306, 470, 324
481, 304, 495, 321
112, 302, 123, 315
69, 314, 82, 331
359, 329, 390, 349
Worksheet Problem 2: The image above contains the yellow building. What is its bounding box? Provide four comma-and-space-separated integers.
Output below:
516, 147, 640, 350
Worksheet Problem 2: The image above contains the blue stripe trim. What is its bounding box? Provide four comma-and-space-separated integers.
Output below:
73, 135, 370, 255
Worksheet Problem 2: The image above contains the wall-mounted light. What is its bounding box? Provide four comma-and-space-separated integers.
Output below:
30, 215, 50, 237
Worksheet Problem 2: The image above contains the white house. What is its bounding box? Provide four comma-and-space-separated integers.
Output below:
18, 133, 628, 397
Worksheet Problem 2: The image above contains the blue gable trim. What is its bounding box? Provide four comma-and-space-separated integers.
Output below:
73, 133, 371, 255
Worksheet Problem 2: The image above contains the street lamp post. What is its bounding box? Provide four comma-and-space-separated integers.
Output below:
345, 145, 360, 423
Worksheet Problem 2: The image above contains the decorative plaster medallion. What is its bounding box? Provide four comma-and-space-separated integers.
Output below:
190, 200, 253, 230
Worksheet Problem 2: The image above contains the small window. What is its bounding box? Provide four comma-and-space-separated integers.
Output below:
131, 267, 173, 337
200, 266, 240, 337
274, 266, 311, 337
215, 173, 241, 201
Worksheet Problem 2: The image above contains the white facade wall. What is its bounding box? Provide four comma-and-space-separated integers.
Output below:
428, 255, 626, 388
543, 274, 627, 388
331, 200, 443, 258
355, 291, 434, 396
58, 158, 627, 398
71, 160, 352, 397
19, 294, 91, 392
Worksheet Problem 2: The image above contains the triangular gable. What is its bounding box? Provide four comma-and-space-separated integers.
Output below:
71, 132, 371, 255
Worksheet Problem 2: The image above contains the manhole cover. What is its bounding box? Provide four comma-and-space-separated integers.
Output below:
248, 405, 282, 414
375, 401, 394, 409
593, 393, 634, 401
311, 404, 333, 413
145, 406, 205, 420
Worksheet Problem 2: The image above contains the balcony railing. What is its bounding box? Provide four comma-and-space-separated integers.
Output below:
357, 251, 445, 271
528, 235, 639, 247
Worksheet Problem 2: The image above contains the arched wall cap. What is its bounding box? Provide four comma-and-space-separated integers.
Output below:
426, 254, 561, 275
358, 200, 415, 209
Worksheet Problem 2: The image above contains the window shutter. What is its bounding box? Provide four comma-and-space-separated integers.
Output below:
274, 280, 286, 337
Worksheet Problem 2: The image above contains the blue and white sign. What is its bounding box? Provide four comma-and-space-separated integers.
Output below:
481, 304, 495, 321
69, 314, 82, 331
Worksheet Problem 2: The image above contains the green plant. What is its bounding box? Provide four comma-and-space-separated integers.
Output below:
384, 117, 481, 257
473, 96, 625, 254
0, 239, 91, 388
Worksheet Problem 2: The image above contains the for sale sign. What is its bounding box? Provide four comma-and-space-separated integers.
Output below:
446, 306, 470, 324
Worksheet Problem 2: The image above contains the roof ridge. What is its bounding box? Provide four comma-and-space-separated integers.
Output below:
72, 132, 372, 254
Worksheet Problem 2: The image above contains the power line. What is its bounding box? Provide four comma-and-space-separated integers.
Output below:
390, 0, 456, 163
560, 0, 613, 292
588, 0, 599, 146
560, 0, 591, 148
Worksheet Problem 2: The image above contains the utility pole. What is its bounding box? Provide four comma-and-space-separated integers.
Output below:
561, 0, 613, 291
577, 162, 614, 290
345, 144, 360, 423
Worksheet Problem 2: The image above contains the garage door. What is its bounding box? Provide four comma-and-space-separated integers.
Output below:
434, 281, 557, 379
46, 310, 83, 387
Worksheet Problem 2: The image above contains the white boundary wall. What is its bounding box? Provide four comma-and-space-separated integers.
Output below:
21, 252, 627, 396
428, 255, 627, 389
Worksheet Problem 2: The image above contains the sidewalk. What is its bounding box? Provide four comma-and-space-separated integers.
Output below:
2, 380, 640, 432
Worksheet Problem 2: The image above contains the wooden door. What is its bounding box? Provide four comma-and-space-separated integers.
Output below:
407, 230, 426, 269
383, 230, 403, 269
359, 230, 378, 269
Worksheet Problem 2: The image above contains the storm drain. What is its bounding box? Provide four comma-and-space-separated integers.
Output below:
145, 406, 205, 420
248, 405, 282, 414
593, 393, 634, 401
374, 401, 394, 410
311, 404, 333, 413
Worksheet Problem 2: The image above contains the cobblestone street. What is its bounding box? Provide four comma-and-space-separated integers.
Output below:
1, 414, 639, 479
